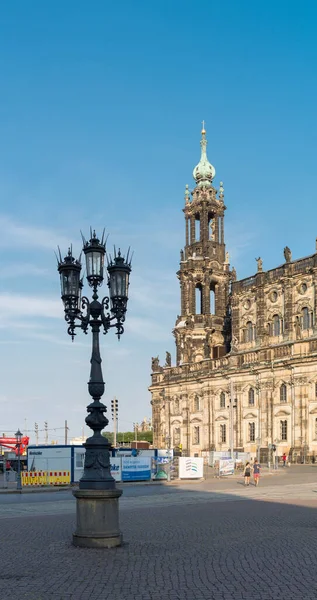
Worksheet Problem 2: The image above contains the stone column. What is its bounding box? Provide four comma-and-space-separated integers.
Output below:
231, 292, 240, 344
283, 272, 294, 340
255, 273, 265, 341
189, 276, 195, 314
215, 282, 226, 317
313, 277, 317, 332
73, 489, 122, 548
204, 275, 210, 314
185, 216, 189, 247
190, 215, 195, 245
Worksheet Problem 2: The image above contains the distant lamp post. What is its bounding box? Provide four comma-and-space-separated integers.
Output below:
57, 230, 132, 548
15, 429, 22, 492
256, 437, 261, 463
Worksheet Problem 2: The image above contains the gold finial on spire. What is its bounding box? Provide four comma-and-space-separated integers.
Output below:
201, 119, 206, 135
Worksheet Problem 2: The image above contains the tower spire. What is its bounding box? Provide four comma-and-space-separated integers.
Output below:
192, 123, 215, 188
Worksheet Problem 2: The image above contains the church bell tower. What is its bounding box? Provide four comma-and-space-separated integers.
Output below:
174, 125, 232, 364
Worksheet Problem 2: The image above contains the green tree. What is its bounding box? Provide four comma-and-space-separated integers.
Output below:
103, 430, 153, 444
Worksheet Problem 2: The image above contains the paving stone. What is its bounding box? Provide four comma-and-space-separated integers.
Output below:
1, 490, 317, 599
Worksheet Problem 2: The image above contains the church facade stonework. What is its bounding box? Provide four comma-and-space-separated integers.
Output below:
149, 127, 317, 462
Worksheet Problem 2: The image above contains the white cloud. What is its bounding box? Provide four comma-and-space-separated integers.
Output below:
129, 272, 178, 312
0, 263, 49, 279
0, 294, 62, 320
126, 316, 171, 341
0, 215, 69, 250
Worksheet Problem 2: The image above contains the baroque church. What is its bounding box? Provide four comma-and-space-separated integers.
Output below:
149, 125, 317, 462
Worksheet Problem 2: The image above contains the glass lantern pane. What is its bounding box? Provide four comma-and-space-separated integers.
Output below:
86, 251, 104, 278
110, 271, 126, 298
61, 270, 79, 297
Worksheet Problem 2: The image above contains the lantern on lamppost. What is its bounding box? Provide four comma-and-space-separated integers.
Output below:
15, 429, 22, 492
57, 229, 132, 548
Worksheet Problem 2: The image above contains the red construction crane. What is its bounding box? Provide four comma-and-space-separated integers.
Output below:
0, 436, 29, 456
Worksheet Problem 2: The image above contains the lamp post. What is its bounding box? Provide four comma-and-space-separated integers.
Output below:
15, 429, 22, 492
57, 230, 132, 548
256, 437, 261, 463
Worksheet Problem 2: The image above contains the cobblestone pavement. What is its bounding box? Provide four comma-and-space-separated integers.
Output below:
1, 477, 317, 518
1, 480, 317, 600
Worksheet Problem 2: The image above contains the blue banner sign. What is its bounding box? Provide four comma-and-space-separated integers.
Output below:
122, 456, 152, 481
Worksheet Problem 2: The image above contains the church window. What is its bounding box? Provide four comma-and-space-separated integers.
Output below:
249, 422, 255, 442
195, 216, 200, 242
195, 285, 203, 315
173, 427, 181, 446
174, 427, 181, 446
315, 418, 317, 439
302, 307, 310, 330
210, 286, 215, 314
220, 424, 226, 443
174, 398, 180, 413
273, 315, 280, 336
193, 395, 200, 411
280, 420, 288, 441
280, 383, 287, 403
246, 321, 253, 342
220, 391, 226, 408
315, 382, 317, 398
193, 426, 200, 445
248, 388, 255, 406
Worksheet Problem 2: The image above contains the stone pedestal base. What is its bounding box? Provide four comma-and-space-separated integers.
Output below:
72, 488, 123, 548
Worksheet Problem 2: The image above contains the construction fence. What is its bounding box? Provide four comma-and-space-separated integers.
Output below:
22, 471, 70, 486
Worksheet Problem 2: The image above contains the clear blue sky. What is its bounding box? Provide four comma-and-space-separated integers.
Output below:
0, 1, 316, 443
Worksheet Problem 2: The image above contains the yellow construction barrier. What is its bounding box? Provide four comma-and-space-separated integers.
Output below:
21, 471, 70, 486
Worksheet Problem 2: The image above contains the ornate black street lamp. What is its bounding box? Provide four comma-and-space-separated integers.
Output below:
57, 230, 132, 548
15, 429, 22, 492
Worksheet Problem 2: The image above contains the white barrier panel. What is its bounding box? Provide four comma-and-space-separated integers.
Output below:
219, 458, 235, 476
179, 457, 204, 479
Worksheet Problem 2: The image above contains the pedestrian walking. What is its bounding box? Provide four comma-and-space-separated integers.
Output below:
244, 462, 251, 486
282, 452, 287, 467
253, 459, 261, 486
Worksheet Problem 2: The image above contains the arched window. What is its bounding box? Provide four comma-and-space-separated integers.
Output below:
273, 315, 280, 336
280, 420, 288, 441
220, 424, 226, 443
246, 321, 253, 342
280, 383, 287, 403
220, 391, 226, 409
302, 307, 310, 330
193, 395, 200, 412
210, 287, 215, 315
315, 418, 317, 440
195, 285, 203, 315
174, 398, 180, 414
174, 427, 181, 446
249, 422, 255, 442
248, 388, 255, 406
193, 426, 200, 445
195, 216, 200, 242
